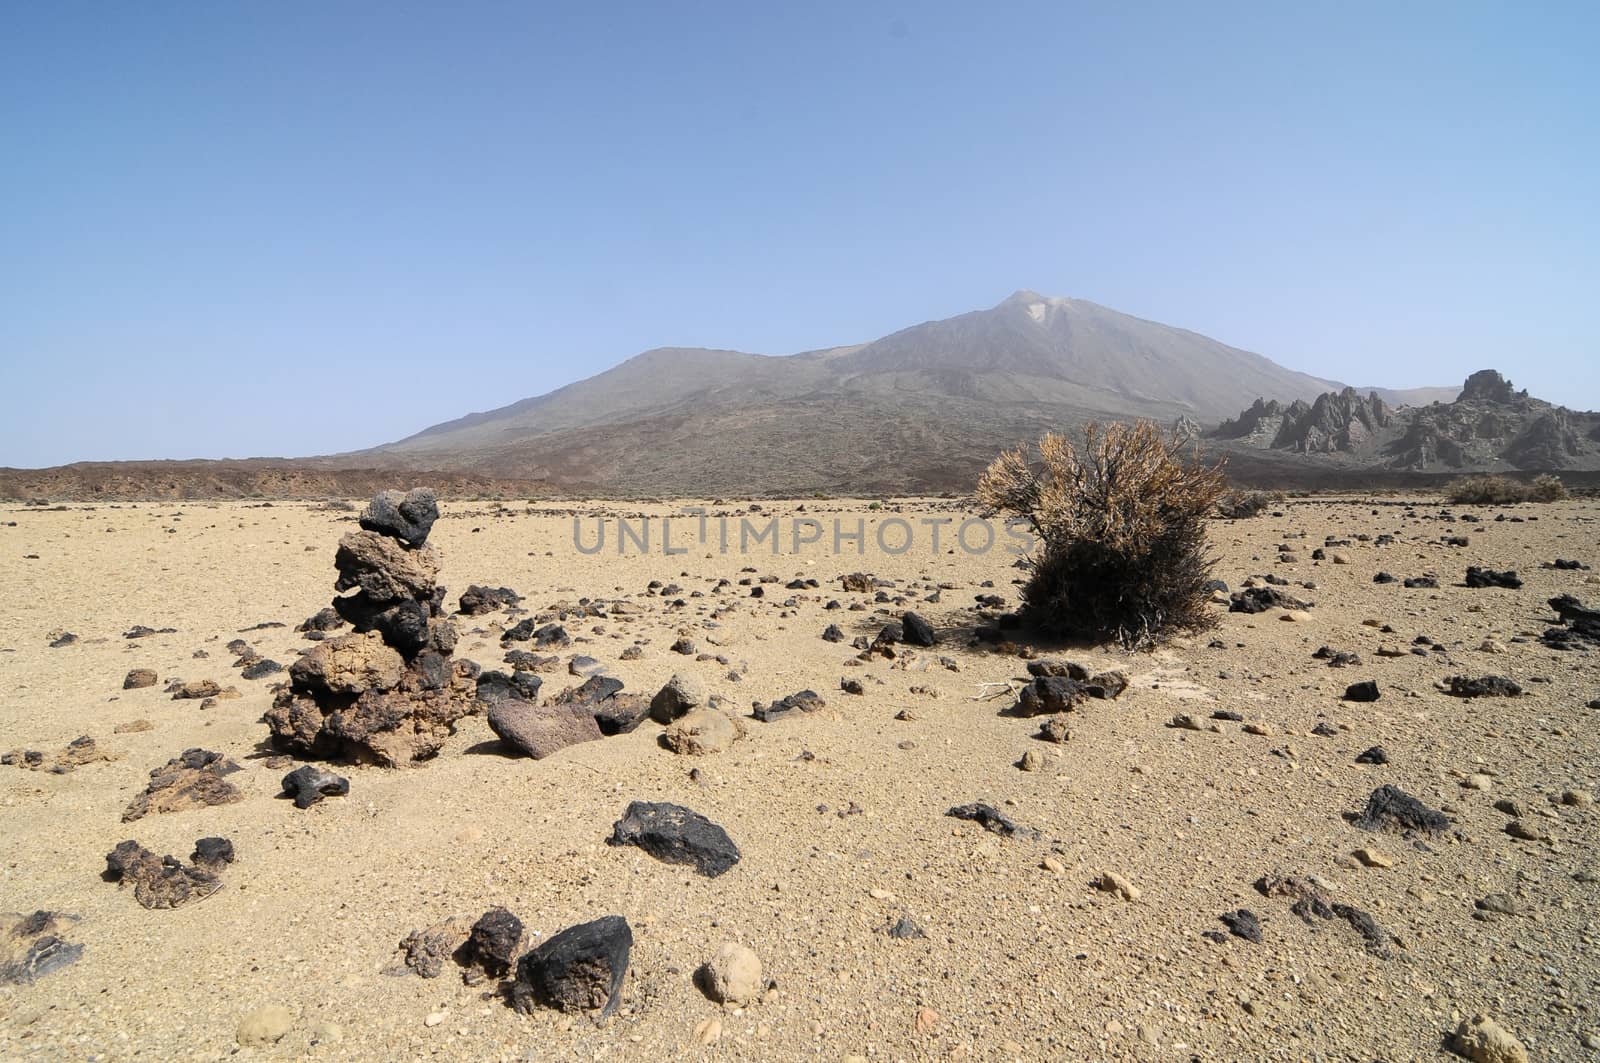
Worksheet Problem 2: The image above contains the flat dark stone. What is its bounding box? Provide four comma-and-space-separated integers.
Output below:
607, 801, 741, 877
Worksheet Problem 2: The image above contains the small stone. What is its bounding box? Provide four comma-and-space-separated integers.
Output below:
1506, 819, 1551, 842
1243, 722, 1272, 736
1095, 870, 1140, 902
1018, 748, 1046, 772
123, 669, 158, 690
694, 1018, 722, 1045
1561, 790, 1594, 808
424, 1012, 444, 1027
1041, 856, 1065, 875
1353, 847, 1394, 868
650, 672, 708, 723
237, 1005, 294, 1047
700, 942, 762, 1005
1451, 1013, 1528, 1063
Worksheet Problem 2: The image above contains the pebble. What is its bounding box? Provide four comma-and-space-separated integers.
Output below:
1354, 847, 1394, 868
424, 1012, 444, 1027
694, 1017, 722, 1045
1561, 790, 1594, 808
1095, 870, 1140, 902
703, 942, 763, 1005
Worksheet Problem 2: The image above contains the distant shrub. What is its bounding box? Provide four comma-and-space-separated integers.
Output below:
1528, 474, 1569, 502
1446, 475, 1530, 505
1215, 489, 1280, 519
977, 421, 1226, 648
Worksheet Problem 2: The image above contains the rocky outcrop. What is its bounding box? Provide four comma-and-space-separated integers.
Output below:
1210, 370, 1600, 472
263, 489, 482, 766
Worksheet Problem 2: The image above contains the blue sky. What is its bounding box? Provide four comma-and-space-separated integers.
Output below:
2, 1, 1596, 467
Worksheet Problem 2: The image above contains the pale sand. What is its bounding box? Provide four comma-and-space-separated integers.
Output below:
1, 497, 1597, 1060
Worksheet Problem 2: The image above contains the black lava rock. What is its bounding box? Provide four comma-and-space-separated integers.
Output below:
1353, 784, 1450, 836
607, 801, 741, 877
280, 765, 350, 809
1342, 680, 1380, 702
901, 612, 937, 647
511, 915, 632, 1018
359, 488, 439, 548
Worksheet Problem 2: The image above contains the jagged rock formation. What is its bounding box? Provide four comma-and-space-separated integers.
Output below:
1210, 371, 1600, 472
263, 489, 483, 765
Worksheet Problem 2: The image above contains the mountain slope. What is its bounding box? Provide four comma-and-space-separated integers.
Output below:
353, 291, 1351, 492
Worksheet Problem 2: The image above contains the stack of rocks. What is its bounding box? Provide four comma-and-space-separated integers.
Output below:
264, 489, 482, 765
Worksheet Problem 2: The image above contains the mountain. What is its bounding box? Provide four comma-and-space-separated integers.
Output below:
346, 291, 1351, 494
1209, 370, 1600, 472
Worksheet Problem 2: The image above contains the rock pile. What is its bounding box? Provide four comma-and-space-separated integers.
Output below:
264, 489, 483, 766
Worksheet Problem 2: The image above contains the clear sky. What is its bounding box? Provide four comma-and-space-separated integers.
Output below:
3, 1, 1596, 467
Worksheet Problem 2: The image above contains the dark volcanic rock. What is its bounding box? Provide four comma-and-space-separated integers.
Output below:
821, 623, 845, 643
121, 749, 243, 823
1013, 672, 1127, 716
511, 915, 632, 1018
1355, 746, 1390, 765
359, 487, 439, 547
123, 668, 158, 689
753, 689, 826, 722
1446, 675, 1523, 698
1229, 587, 1312, 613
459, 584, 521, 615
280, 765, 350, 808
241, 658, 283, 680
1353, 784, 1451, 836
1464, 566, 1521, 589
901, 611, 937, 647
946, 802, 1040, 840
607, 801, 741, 877
190, 837, 235, 869
297, 606, 346, 634
481, 671, 602, 759
1027, 659, 1090, 680
1342, 680, 1380, 702
463, 907, 523, 980
0, 911, 84, 986
1219, 909, 1262, 943
104, 839, 223, 910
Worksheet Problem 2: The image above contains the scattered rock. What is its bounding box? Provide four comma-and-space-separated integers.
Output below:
121, 748, 243, 822
1095, 871, 1140, 902
280, 765, 349, 808
1465, 567, 1522, 590
400, 916, 471, 978
753, 689, 826, 722
511, 915, 632, 1019
947, 803, 1039, 840
901, 612, 937, 647
1450, 1013, 1529, 1063
0, 911, 84, 985
458, 584, 521, 615
123, 668, 158, 690
662, 709, 740, 756
481, 671, 602, 759
1218, 909, 1261, 943
1342, 680, 1380, 702
608, 801, 741, 877
699, 941, 762, 1005
359, 487, 438, 547
1352, 785, 1451, 836
1355, 746, 1390, 765
104, 838, 226, 909
649, 672, 706, 724
461, 907, 523, 982
1446, 675, 1523, 698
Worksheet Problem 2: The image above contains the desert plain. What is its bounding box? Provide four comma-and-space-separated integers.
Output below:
2, 494, 1598, 1061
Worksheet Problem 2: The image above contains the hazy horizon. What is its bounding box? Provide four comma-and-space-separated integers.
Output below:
4, 2, 1597, 468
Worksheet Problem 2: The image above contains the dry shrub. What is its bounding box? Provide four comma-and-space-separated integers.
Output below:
1528, 474, 1569, 502
1215, 489, 1280, 519
1446, 475, 1529, 505
978, 421, 1226, 647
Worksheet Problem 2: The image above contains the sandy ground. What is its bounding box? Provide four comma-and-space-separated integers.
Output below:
1, 495, 1598, 1061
